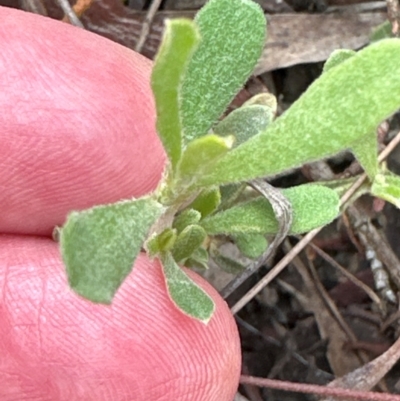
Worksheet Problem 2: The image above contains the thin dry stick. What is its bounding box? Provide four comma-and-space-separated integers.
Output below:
231, 130, 400, 314
20, 0, 48, 15
309, 242, 383, 308
72, 0, 94, 18
240, 375, 400, 401
57, 0, 84, 27
135, 0, 163, 53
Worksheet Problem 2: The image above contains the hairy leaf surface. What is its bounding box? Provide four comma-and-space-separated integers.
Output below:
61, 199, 163, 304
161, 252, 215, 323
151, 19, 199, 168
180, 0, 266, 142
201, 185, 339, 235
196, 39, 400, 187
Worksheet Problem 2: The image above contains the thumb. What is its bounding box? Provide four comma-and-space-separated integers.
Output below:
0, 235, 241, 401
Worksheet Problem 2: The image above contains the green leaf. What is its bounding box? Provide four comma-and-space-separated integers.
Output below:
147, 228, 177, 257
370, 21, 392, 43
189, 188, 221, 217
214, 104, 274, 147
181, 0, 266, 142
176, 134, 234, 185
322, 50, 378, 179
371, 169, 400, 208
233, 233, 268, 259
173, 209, 202, 233
151, 19, 200, 169
350, 132, 378, 179
185, 247, 210, 270
323, 49, 356, 73
161, 252, 215, 323
201, 184, 339, 235
172, 224, 207, 262
218, 183, 247, 211
60, 198, 164, 304
212, 253, 246, 274
195, 39, 400, 187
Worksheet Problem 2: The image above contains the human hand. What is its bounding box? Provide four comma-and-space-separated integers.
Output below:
0, 7, 241, 400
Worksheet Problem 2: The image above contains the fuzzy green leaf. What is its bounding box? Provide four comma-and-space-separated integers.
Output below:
180, 0, 266, 142
176, 134, 234, 185
185, 247, 210, 270
218, 183, 247, 211
189, 188, 221, 217
61, 198, 164, 304
371, 170, 400, 208
214, 104, 274, 147
151, 19, 199, 168
351, 132, 378, 179
201, 184, 339, 235
195, 39, 400, 187
233, 233, 268, 259
161, 252, 215, 323
213, 253, 246, 274
172, 224, 207, 262
370, 21, 392, 43
147, 228, 177, 256
322, 50, 378, 178
173, 209, 202, 233
323, 49, 356, 73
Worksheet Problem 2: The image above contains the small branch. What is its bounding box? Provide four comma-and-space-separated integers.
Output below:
240, 375, 400, 401
387, 0, 400, 36
57, 0, 84, 28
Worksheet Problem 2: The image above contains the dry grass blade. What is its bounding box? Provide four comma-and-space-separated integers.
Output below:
231, 130, 400, 314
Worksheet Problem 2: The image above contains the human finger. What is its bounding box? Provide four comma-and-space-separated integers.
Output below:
0, 235, 241, 401
0, 7, 165, 236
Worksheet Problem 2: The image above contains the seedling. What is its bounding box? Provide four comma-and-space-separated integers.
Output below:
59, 0, 400, 323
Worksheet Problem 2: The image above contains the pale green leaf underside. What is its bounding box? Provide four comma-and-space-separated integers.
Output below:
181, 0, 266, 142
371, 170, 400, 208
161, 252, 215, 323
196, 39, 400, 187
151, 19, 199, 168
61, 198, 163, 304
214, 104, 274, 147
201, 184, 339, 235
176, 134, 234, 185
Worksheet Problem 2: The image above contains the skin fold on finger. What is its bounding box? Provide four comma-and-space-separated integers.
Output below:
0, 7, 166, 236
0, 235, 241, 401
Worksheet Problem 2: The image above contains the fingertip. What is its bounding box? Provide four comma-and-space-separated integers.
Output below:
0, 235, 241, 401
0, 7, 166, 235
